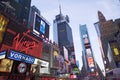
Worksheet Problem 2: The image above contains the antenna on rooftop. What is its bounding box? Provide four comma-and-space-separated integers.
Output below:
58, 0, 62, 14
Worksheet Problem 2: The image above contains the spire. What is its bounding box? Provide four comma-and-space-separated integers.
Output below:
59, 4, 62, 14
98, 10, 106, 22
58, 0, 62, 14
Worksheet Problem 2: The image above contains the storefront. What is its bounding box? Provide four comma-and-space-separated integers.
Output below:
0, 50, 35, 80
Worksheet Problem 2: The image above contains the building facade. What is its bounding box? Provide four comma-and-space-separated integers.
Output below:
0, 0, 31, 26
0, 13, 43, 80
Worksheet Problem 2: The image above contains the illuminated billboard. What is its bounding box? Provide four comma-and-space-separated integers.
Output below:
0, 59, 13, 72
0, 14, 9, 43
113, 48, 119, 56
33, 58, 50, 74
52, 50, 59, 67
63, 46, 68, 61
33, 12, 49, 39
86, 48, 92, 57
87, 57, 94, 68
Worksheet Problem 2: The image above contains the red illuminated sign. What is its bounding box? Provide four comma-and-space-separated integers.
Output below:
13, 30, 43, 58
13, 30, 40, 53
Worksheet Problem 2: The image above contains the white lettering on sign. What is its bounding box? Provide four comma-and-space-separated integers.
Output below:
8, 50, 35, 64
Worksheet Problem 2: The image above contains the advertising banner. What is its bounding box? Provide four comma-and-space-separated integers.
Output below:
63, 46, 68, 61
52, 50, 59, 68
0, 14, 9, 43
87, 57, 94, 68
33, 58, 50, 74
0, 59, 13, 72
86, 48, 92, 57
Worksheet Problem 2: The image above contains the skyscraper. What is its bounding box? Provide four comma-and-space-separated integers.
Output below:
94, 22, 106, 76
53, 7, 75, 62
94, 11, 119, 73
98, 11, 118, 57
79, 24, 97, 76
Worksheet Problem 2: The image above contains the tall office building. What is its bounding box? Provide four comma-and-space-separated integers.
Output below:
53, 7, 75, 62
79, 24, 97, 76
0, 0, 31, 26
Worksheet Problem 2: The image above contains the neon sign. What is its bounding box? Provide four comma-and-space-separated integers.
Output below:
12, 30, 43, 58
13, 30, 39, 53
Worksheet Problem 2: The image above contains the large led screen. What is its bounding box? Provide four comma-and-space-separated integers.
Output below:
33, 12, 49, 39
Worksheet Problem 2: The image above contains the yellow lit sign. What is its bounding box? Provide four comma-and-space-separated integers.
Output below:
0, 14, 9, 43
113, 48, 119, 56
